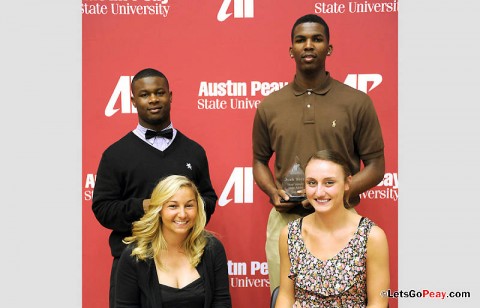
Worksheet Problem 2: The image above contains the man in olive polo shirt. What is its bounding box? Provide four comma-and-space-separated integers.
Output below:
252, 14, 385, 293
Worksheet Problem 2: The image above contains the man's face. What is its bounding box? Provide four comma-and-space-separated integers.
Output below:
290, 22, 332, 73
131, 76, 172, 130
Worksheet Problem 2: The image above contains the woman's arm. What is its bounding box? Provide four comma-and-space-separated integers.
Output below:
275, 226, 295, 308
210, 237, 232, 307
366, 225, 390, 308
115, 248, 141, 308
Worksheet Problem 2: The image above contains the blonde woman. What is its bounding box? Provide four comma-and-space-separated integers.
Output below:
115, 175, 231, 308
276, 150, 390, 307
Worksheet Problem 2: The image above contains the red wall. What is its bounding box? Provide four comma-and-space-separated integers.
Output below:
82, 1, 398, 307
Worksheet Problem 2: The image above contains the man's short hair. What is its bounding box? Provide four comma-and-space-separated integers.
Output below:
291, 14, 330, 43
131, 68, 169, 90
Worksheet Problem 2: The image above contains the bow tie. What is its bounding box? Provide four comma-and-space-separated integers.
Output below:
145, 128, 173, 140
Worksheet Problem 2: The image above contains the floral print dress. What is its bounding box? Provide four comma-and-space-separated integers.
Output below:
287, 217, 374, 307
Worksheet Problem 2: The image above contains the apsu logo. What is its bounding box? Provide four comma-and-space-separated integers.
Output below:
219, 167, 253, 206
217, 0, 254, 22
104, 76, 137, 117
344, 74, 382, 94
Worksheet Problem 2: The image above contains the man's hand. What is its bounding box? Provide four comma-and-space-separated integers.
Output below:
270, 190, 299, 212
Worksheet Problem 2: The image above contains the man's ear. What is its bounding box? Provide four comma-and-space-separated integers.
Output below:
131, 96, 137, 108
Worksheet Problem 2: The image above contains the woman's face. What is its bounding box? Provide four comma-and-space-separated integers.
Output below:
304, 159, 349, 212
160, 187, 198, 236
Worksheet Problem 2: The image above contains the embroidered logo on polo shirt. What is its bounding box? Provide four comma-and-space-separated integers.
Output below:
332, 120, 337, 127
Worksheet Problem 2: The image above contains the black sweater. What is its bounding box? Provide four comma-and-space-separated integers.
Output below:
92, 131, 218, 257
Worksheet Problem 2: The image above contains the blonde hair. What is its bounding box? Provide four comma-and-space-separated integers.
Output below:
123, 175, 208, 267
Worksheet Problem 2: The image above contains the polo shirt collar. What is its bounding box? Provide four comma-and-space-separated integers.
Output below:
292, 72, 333, 96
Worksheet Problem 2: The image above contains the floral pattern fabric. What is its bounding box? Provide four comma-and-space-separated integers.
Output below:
287, 217, 374, 307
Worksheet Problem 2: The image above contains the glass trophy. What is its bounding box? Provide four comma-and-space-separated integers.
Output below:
280, 156, 306, 203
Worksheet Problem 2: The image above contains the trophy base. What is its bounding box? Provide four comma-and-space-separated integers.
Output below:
280, 196, 306, 203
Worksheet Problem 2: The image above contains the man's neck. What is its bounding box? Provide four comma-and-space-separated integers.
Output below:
295, 70, 328, 89
138, 121, 172, 132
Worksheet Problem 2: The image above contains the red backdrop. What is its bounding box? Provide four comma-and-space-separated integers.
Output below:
82, 1, 398, 307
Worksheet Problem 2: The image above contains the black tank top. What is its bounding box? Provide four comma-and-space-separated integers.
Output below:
158, 277, 205, 308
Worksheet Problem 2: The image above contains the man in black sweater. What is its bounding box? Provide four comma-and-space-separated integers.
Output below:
92, 68, 218, 308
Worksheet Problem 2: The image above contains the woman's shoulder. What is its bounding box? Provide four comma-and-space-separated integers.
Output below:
286, 216, 303, 229
282, 216, 304, 241
120, 244, 134, 258
201, 233, 228, 265
119, 244, 152, 266
369, 224, 387, 241
363, 219, 388, 249
118, 245, 138, 268
204, 232, 226, 250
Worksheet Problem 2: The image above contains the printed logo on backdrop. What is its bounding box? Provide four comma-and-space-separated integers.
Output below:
197, 74, 382, 111
103, 74, 382, 116
84, 173, 96, 201
198, 81, 287, 110
105, 76, 137, 116
219, 167, 253, 206
228, 260, 270, 288
314, 0, 398, 14
344, 74, 382, 93
82, 0, 171, 17
217, 0, 254, 22
361, 172, 398, 202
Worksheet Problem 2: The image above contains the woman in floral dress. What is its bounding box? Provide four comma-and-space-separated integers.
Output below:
276, 150, 390, 307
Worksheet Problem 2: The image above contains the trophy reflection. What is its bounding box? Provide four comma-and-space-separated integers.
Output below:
281, 157, 306, 203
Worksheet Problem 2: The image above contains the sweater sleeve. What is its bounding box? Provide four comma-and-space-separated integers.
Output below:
92, 149, 145, 232
115, 247, 141, 308
194, 147, 218, 224
208, 236, 232, 308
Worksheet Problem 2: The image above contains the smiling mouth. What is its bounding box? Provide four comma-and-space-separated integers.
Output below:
174, 221, 188, 225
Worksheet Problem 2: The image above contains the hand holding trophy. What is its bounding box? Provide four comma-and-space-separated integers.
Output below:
280, 156, 306, 203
